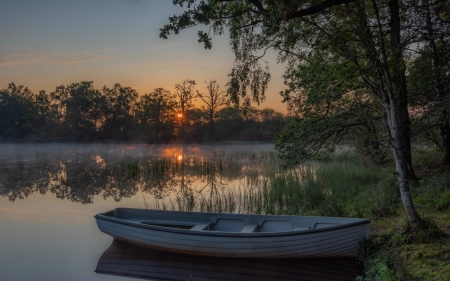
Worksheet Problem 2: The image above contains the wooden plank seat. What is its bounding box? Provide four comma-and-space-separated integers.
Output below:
241, 220, 259, 233
294, 226, 310, 231
191, 223, 211, 231
292, 221, 311, 231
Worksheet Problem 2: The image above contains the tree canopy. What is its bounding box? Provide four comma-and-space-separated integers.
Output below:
159, 0, 450, 222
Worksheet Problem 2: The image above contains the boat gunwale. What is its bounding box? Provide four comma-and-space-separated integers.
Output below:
95, 209, 371, 238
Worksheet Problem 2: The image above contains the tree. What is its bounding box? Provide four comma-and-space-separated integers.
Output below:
197, 80, 229, 140
60, 81, 104, 141
185, 107, 208, 142
135, 88, 178, 143
159, 0, 450, 221
0, 83, 41, 140
258, 108, 289, 142
34, 89, 62, 141
174, 79, 197, 141
408, 39, 450, 155
421, 0, 450, 164
101, 84, 138, 141
215, 106, 243, 140
278, 47, 388, 165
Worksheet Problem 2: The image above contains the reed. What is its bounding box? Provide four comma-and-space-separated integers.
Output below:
133, 149, 404, 219
120, 159, 140, 177
137, 148, 450, 280
149, 167, 385, 219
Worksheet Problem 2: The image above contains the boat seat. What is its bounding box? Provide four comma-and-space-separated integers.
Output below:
294, 226, 310, 231
241, 220, 259, 233
191, 223, 211, 231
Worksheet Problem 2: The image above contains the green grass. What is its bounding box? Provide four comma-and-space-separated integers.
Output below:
129, 149, 400, 218
124, 147, 450, 280
357, 150, 450, 281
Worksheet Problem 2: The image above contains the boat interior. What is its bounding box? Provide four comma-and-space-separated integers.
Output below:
102, 208, 367, 233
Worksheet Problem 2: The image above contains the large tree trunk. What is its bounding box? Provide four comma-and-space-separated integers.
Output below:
209, 111, 214, 141
388, 0, 421, 221
442, 120, 450, 164
387, 100, 421, 221
369, 0, 418, 180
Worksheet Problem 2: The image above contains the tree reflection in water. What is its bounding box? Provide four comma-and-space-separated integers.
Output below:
0, 144, 275, 209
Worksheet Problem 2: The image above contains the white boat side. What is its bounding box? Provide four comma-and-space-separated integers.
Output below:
95, 208, 371, 258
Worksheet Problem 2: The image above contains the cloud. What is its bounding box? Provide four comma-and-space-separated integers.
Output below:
97, 47, 118, 53
0, 48, 115, 66
9, 51, 49, 58
0, 52, 50, 66
51, 47, 117, 64
52, 55, 111, 64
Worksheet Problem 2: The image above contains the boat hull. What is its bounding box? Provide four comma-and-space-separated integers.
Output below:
95, 209, 371, 258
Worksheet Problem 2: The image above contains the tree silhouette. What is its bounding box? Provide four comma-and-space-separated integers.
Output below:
197, 80, 229, 141
174, 79, 196, 141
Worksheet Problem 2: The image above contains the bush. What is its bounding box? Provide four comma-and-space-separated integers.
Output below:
357, 251, 408, 281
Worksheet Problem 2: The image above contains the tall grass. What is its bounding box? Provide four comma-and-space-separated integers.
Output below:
126, 147, 450, 225
136, 151, 400, 218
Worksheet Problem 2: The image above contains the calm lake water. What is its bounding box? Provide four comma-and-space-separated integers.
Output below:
0, 144, 361, 281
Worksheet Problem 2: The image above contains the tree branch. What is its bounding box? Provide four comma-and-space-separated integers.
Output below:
402, 30, 450, 46
248, 0, 265, 14
285, 0, 357, 20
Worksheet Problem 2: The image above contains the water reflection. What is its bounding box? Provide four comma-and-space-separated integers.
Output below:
96, 240, 362, 281
0, 144, 277, 210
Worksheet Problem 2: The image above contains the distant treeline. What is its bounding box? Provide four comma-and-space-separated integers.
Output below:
0, 80, 288, 143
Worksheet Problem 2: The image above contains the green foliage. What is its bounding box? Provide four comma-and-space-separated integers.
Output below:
141, 150, 399, 218
160, 0, 450, 223
408, 41, 450, 149
358, 251, 407, 281
437, 189, 450, 210
389, 218, 445, 246
357, 214, 448, 281
274, 16, 389, 166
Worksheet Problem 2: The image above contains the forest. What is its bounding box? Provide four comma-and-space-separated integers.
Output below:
0, 80, 288, 143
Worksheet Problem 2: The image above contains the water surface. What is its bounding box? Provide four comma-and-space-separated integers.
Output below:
0, 144, 360, 280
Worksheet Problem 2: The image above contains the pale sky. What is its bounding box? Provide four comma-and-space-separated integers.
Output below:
0, 0, 287, 113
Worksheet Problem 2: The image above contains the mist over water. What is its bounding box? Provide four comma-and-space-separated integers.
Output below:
0, 143, 274, 205
0, 143, 360, 281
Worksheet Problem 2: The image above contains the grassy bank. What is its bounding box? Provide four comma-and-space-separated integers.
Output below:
356, 151, 450, 281
121, 149, 450, 280
272, 151, 450, 281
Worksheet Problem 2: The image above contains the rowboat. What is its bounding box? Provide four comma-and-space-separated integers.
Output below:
94, 208, 371, 258
95, 239, 362, 281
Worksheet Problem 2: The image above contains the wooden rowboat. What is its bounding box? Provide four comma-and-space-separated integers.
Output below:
95, 208, 371, 258
95, 239, 362, 281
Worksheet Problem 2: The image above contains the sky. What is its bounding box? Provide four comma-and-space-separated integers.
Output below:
0, 0, 287, 113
